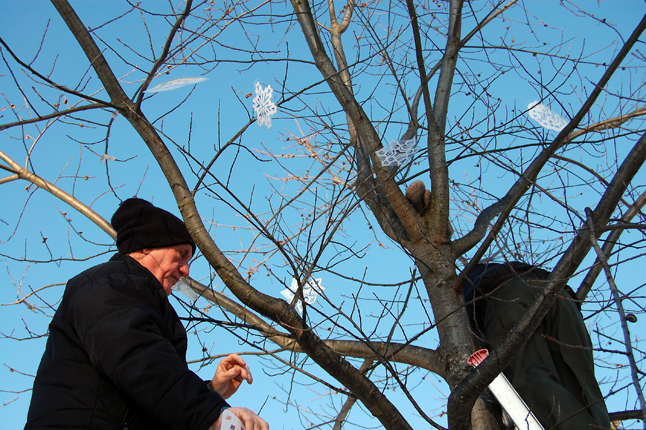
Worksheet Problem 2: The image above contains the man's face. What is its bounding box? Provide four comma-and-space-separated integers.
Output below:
143, 244, 193, 295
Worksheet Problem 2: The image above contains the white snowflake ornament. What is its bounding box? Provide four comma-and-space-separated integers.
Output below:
252, 82, 277, 129
527, 101, 568, 131
172, 278, 199, 301
280, 277, 324, 314
145, 77, 208, 93
100, 154, 117, 163
375, 139, 420, 166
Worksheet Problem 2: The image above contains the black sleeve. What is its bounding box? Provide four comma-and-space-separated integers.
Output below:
68, 271, 228, 430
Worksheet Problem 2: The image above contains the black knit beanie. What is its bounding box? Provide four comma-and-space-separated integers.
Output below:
111, 198, 196, 255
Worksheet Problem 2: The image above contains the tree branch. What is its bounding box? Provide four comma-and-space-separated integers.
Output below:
0, 103, 110, 132
51, 0, 132, 108
54, 1, 419, 428
577, 191, 646, 301
134, 0, 194, 107
457, 12, 646, 283
291, 0, 424, 251
448, 129, 646, 430
585, 207, 646, 424
452, 197, 510, 256
0, 149, 116, 238
0, 36, 115, 108
187, 276, 446, 374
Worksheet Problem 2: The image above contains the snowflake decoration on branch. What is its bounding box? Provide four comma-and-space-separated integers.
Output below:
280, 277, 324, 314
252, 82, 277, 129
145, 77, 208, 93
172, 278, 199, 301
527, 101, 568, 131
99, 154, 117, 163
375, 139, 420, 166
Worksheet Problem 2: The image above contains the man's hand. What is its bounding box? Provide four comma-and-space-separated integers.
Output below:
209, 354, 253, 399
209, 407, 269, 430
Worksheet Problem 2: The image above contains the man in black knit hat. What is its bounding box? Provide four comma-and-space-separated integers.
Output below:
25, 198, 269, 430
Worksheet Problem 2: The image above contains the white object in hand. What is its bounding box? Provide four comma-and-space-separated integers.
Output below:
219, 408, 245, 430
468, 349, 544, 430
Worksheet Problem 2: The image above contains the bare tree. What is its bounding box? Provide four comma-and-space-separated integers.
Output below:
1, 0, 645, 429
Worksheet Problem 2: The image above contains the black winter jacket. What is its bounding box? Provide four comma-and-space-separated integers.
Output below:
25, 253, 228, 430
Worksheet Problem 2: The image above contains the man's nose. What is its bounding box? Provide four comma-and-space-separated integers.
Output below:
179, 263, 190, 277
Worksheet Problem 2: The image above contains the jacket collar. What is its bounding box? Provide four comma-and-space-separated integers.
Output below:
110, 252, 169, 301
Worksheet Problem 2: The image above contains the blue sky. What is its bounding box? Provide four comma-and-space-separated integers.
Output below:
1, 1, 645, 429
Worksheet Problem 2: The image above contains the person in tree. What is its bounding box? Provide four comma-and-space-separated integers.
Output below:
25, 198, 269, 430
405, 181, 609, 429
464, 261, 611, 430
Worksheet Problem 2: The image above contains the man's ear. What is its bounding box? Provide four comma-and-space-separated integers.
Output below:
128, 249, 150, 261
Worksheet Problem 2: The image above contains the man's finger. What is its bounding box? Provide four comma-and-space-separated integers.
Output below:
241, 364, 253, 383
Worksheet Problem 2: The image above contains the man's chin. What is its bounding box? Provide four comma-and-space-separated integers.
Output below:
162, 281, 176, 295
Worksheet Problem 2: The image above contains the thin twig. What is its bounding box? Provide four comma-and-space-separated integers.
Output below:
585, 207, 646, 428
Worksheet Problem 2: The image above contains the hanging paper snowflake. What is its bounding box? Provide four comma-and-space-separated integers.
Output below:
145, 77, 208, 93
252, 82, 277, 129
100, 154, 117, 163
527, 101, 568, 131
280, 277, 324, 314
172, 278, 199, 301
375, 139, 420, 167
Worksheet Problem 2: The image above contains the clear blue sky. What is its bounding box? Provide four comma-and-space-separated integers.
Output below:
1, 1, 645, 429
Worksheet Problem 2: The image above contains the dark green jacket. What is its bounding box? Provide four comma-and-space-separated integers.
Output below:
465, 262, 610, 430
